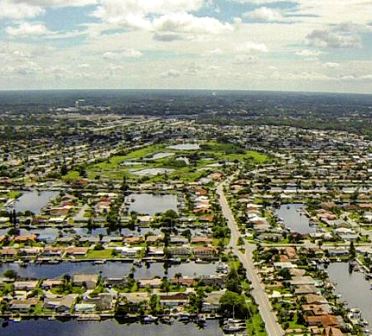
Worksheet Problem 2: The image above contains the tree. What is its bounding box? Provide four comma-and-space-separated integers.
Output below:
219, 291, 249, 319
4, 269, 18, 279
225, 268, 242, 294
149, 294, 161, 314
349, 241, 356, 259
174, 272, 182, 285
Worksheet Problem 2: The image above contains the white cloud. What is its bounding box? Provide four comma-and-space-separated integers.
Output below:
93, 0, 205, 25
103, 49, 143, 60
306, 27, 362, 48
0, 0, 97, 19
295, 49, 322, 57
153, 13, 233, 35
0, 0, 44, 19
236, 41, 269, 53
6, 22, 49, 36
323, 62, 340, 69
205, 48, 223, 55
161, 69, 181, 77
233, 55, 258, 64
244, 7, 284, 22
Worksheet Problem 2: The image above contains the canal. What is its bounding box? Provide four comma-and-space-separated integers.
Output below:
327, 262, 372, 326
0, 261, 218, 279
0, 319, 224, 336
276, 204, 315, 234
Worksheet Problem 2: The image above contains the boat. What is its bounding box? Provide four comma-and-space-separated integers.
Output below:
216, 262, 229, 273
48, 259, 61, 264
195, 258, 209, 264
196, 314, 206, 324
143, 315, 158, 323
160, 316, 173, 325
133, 260, 142, 267
222, 323, 246, 333
178, 313, 191, 321
93, 259, 106, 265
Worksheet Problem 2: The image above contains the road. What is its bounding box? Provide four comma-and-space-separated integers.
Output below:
217, 183, 284, 336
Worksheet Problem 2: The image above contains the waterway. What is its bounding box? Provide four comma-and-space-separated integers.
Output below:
14, 191, 59, 214
0, 319, 224, 336
0, 261, 217, 279
276, 204, 315, 234
326, 262, 372, 326
126, 193, 178, 215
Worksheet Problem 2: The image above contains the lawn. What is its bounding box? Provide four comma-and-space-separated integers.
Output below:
7, 190, 22, 199
246, 302, 268, 336
84, 249, 113, 259
66, 141, 269, 182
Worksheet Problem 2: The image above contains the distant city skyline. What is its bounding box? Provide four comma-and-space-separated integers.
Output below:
0, 0, 372, 93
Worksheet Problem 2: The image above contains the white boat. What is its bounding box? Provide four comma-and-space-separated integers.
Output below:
195, 258, 209, 264
93, 259, 106, 264
143, 315, 158, 323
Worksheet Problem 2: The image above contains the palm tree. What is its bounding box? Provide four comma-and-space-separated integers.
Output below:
174, 272, 182, 285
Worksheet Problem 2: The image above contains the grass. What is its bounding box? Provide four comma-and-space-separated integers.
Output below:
84, 249, 113, 259
7, 191, 22, 199
63, 170, 80, 182
70, 141, 270, 182
246, 302, 268, 336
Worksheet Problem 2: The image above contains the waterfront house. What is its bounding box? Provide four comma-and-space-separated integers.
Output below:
0, 247, 18, 258
75, 303, 96, 313
14, 280, 39, 291
41, 279, 64, 289
72, 274, 98, 289
10, 298, 38, 313
193, 246, 217, 259
64, 246, 89, 257
138, 278, 162, 288
84, 293, 116, 311
159, 292, 189, 307
168, 246, 191, 258
44, 294, 77, 312
202, 290, 225, 312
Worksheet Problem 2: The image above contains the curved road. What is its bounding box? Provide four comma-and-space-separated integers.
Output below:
217, 183, 284, 336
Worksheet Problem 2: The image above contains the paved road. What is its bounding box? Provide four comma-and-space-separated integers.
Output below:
217, 183, 284, 336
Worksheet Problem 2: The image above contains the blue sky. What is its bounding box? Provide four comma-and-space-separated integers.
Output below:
0, 0, 371, 93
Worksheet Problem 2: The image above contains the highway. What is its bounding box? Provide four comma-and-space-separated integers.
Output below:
217, 183, 284, 336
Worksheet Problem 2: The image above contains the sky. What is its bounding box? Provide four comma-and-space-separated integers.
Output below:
0, 0, 372, 93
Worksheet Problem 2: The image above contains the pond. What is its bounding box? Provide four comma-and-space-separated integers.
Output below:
144, 152, 175, 161
0, 261, 218, 279
167, 144, 200, 151
14, 191, 59, 214
326, 262, 372, 326
126, 194, 178, 215
275, 204, 315, 234
0, 319, 224, 336
131, 168, 174, 177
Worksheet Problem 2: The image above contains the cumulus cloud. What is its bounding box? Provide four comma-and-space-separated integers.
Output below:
233, 55, 258, 64
295, 49, 322, 57
323, 62, 340, 69
236, 41, 269, 53
103, 49, 143, 60
6, 22, 49, 36
92, 0, 232, 40
0, 0, 44, 19
93, 0, 204, 25
244, 7, 284, 22
161, 69, 181, 77
0, 0, 97, 19
153, 13, 233, 35
153, 32, 186, 42
306, 27, 361, 48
